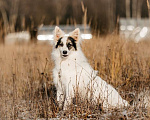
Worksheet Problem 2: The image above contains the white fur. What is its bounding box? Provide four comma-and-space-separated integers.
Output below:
52, 26, 129, 110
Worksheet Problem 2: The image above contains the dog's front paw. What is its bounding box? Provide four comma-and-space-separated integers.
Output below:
57, 102, 64, 110
63, 99, 71, 111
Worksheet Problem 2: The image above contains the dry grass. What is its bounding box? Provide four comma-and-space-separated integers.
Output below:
0, 36, 150, 119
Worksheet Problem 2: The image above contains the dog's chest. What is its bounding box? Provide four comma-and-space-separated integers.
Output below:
60, 59, 77, 77
58, 59, 86, 85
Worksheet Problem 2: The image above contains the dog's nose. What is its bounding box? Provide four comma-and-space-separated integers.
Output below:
63, 50, 67, 54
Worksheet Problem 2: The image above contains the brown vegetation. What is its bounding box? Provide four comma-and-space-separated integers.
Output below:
0, 36, 150, 119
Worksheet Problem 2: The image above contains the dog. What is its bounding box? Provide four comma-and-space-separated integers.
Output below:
51, 26, 129, 110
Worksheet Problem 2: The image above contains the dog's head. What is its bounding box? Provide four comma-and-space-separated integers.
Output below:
53, 26, 80, 59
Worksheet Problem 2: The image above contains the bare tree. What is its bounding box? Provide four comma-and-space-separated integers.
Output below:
9, 0, 19, 32
0, 0, 19, 34
132, 0, 143, 18
126, 0, 130, 18
108, 0, 116, 33
146, 0, 150, 18
0, 0, 9, 34
137, 0, 143, 18
132, 0, 137, 18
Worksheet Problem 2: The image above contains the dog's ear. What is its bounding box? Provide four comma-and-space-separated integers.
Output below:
70, 28, 80, 42
54, 26, 64, 41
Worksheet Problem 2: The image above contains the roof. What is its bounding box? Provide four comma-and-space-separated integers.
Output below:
38, 25, 91, 34
119, 18, 150, 42
37, 25, 92, 40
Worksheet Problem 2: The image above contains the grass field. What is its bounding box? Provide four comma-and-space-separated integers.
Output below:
0, 35, 150, 119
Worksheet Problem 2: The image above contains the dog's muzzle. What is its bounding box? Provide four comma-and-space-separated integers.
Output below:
62, 50, 68, 57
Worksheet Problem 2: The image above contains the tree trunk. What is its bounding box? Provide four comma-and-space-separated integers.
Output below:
126, 0, 130, 18
0, 7, 9, 34
9, 0, 19, 33
137, 0, 143, 18
107, 0, 116, 33
132, 0, 137, 18
132, 0, 143, 18
21, 16, 25, 31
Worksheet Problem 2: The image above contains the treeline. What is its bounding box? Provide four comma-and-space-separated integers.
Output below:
0, 0, 149, 36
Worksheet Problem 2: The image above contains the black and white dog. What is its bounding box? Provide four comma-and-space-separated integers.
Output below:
51, 26, 128, 110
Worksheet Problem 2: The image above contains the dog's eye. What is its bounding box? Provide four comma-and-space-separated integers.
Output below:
59, 43, 63, 47
67, 43, 72, 47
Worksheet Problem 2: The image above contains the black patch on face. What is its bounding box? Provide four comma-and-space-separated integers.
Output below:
55, 37, 63, 48
67, 37, 77, 50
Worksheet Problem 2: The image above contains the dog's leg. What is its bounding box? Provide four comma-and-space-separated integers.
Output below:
57, 86, 65, 110
53, 69, 65, 110
63, 86, 74, 110
63, 96, 72, 110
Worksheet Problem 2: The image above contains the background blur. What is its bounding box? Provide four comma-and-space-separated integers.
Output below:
0, 0, 149, 43
0, 1, 150, 119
